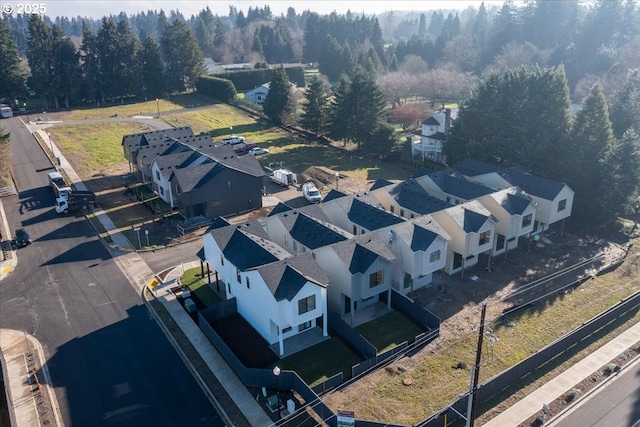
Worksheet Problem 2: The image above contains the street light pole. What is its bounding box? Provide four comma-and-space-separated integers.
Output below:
145, 229, 149, 247
134, 227, 141, 249
273, 366, 281, 420
156, 98, 160, 118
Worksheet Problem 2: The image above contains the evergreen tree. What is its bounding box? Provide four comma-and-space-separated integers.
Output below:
300, 75, 330, 136
161, 19, 205, 92
418, 14, 427, 39
601, 129, 640, 217
79, 24, 100, 104
138, 34, 164, 98
26, 14, 54, 109
0, 18, 28, 101
610, 70, 640, 139
445, 66, 572, 179
263, 66, 294, 125
565, 84, 616, 220
328, 74, 353, 144
51, 25, 80, 108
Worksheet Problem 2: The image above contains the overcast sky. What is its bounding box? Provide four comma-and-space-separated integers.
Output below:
21, 1, 500, 19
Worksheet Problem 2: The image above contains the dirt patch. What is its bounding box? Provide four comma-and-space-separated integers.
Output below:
299, 166, 377, 195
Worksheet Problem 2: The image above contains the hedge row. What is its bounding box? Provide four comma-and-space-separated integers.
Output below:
196, 76, 238, 101
212, 66, 306, 91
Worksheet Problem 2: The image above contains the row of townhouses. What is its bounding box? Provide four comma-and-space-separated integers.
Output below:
199, 158, 575, 357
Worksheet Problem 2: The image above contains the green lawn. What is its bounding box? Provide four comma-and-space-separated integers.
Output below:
181, 267, 222, 307
356, 310, 425, 353
274, 336, 363, 386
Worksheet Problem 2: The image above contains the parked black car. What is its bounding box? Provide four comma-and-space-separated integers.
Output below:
14, 228, 31, 248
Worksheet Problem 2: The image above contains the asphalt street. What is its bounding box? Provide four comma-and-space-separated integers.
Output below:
0, 116, 224, 426
553, 357, 640, 427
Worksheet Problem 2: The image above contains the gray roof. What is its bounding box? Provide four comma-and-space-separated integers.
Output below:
386, 179, 452, 215
122, 126, 194, 152
426, 169, 494, 200
369, 178, 394, 191
443, 201, 496, 233
347, 196, 405, 231
489, 189, 535, 215
268, 202, 293, 217
322, 189, 347, 203
153, 151, 199, 178
209, 222, 287, 271
172, 161, 221, 192
453, 159, 502, 177
255, 253, 329, 301
332, 234, 395, 274
499, 167, 568, 201
389, 215, 450, 252
199, 145, 265, 178
421, 116, 440, 126
282, 211, 350, 249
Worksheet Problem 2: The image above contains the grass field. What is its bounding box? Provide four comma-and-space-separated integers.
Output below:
181, 267, 222, 307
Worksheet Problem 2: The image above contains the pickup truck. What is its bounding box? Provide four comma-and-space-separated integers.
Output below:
221, 135, 245, 145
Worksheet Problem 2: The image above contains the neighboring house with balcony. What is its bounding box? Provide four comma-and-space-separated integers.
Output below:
373, 216, 450, 297
369, 178, 452, 219
411, 108, 457, 163
313, 233, 396, 326
454, 159, 574, 234
430, 201, 498, 276
202, 220, 330, 356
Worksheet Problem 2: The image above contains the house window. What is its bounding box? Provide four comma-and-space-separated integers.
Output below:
479, 231, 491, 245
496, 234, 506, 250
369, 270, 384, 288
558, 199, 567, 212
446, 196, 451, 203
227, 283, 231, 294
522, 214, 533, 228
236, 268, 241, 283
361, 229, 365, 235
220, 255, 224, 266
159, 186, 165, 196
301, 246, 306, 253
430, 249, 441, 263
400, 209, 405, 217
246, 276, 250, 289
353, 225, 357, 234
298, 321, 312, 332
282, 326, 292, 333
284, 235, 289, 246
298, 295, 316, 314
403, 273, 412, 289
390, 205, 395, 213
410, 213, 415, 219
155, 170, 160, 180
293, 240, 298, 252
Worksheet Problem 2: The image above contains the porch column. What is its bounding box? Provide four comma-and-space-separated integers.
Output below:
386, 287, 391, 310
278, 328, 284, 356
215, 271, 220, 292
200, 260, 204, 277
206, 264, 211, 284
322, 312, 328, 337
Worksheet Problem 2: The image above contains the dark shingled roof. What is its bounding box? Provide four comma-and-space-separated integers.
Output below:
347, 197, 405, 231
421, 116, 440, 126
491, 190, 534, 215
288, 212, 349, 249
409, 225, 440, 252
453, 159, 502, 177
443, 201, 495, 233
196, 246, 205, 261
389, 215, 450, 251
268, 202, 293, 216
256, 253, 329, 301
428, 131, 446, 141
154, 150, 200, 177
411, 168, 436, 179
387, 179, 452, 214
199, 144, 265, 178
499, 167, 568, 200
122, 126, 194, 150
369, 178, 394, 191
206, 216, 232, 231
331, 234, 395, 274
322, 189, 347, 203
172, 162, 222, 192
427, 170, 494, 200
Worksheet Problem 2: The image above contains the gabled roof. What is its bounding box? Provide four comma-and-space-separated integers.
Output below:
426, 169, 494, 200
443, 201, 496, 233
369, 178, 394, 191
388, 215, 450, 252
453, 159, 502, 177
347, 196, 405, 231
499, 167, 569, 201
199, 144, 265, 178
286, 211, 350, 249
122, 126, 194, 151
172, 162, 222, 192
488, 189, 535, 215
268, 202, 293, 217
206, 216, 232, 231
332, 234, 395, 274
322, 189, 348, 203
421, 116, 440, 126
255, 253, 329, 301
411, 168, 436, 179
426, 131, 446, 141
153, 150, 199, 177
209, 222, 287, 271
386, 179, 452, 215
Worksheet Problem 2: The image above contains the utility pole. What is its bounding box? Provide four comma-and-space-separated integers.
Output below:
466, 303, 487, 427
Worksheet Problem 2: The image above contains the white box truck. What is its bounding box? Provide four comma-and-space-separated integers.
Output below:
269, 169, 297, 186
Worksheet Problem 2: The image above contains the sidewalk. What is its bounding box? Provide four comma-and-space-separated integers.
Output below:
0, 330, 65, 427
481, 320, 640, 427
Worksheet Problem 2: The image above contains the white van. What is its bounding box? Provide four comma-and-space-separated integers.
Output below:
0, 106, 13, 118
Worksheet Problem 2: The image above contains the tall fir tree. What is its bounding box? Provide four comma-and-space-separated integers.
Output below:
565, 84, 616, 221
601, 129, 640, 217
0, 18, 28, 101
610, 70, 640, 139
300, 75, 330, 136
328, 74, 353, 145
26, 14, 54, 109
51, 25, 80, 109
161, 19, 204, 93
263, 65, 294, 125
138, 35, 165, 98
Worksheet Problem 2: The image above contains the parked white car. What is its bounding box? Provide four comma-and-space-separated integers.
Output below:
221, 135, 245, 144
302, 181, 322, 203
249, 147, 269, 155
